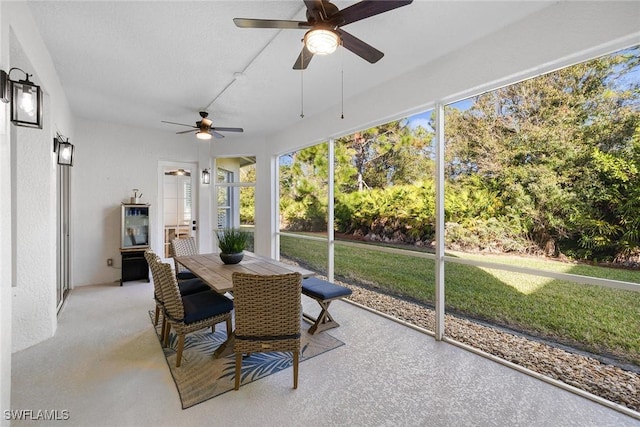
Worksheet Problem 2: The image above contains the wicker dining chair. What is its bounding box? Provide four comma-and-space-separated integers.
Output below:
170, 237, 198, 280
145, 250, 201, 342
144, 249, 167, 336
232, 272, 302, 390
156, 261, 233, 367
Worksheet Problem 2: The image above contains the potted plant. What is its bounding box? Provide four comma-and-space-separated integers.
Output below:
216, 228, 250, 264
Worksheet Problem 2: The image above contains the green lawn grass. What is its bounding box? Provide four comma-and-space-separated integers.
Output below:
280, 235, 640, 365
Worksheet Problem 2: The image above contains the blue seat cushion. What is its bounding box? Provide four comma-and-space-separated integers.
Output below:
178, 278, 210, 296
302, 277, 352, 300
176, 270, 197, 280
182, 291, 234, 324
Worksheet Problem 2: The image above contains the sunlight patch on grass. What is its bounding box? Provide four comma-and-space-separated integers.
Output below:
479, 267, 554, 294
448, 250, 576, 273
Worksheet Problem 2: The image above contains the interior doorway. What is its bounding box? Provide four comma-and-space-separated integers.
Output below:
56, 164, 70, 312
159, 162, 197, 260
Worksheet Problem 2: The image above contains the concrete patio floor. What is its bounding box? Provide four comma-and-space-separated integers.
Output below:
10, 280, 639, 426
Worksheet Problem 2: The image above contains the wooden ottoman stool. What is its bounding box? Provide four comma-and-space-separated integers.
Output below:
301, 277, 352, 334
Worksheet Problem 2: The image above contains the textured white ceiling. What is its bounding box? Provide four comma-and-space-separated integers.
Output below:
27, 1, 552, 140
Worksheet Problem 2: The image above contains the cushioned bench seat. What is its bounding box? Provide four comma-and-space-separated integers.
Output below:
301, 277, 352, 334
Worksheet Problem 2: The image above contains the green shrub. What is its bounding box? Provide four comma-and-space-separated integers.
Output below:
445, 217, 534, 253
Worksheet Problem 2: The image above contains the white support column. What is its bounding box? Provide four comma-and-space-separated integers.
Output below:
198, 141, 213, 253
272, 154, 280, 260
327, 139, 335, 281
434, 103, 446, 340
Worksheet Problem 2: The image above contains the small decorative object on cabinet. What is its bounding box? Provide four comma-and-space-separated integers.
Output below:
120, 203, 150, 285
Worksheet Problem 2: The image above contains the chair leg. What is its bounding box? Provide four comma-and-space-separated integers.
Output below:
225, 317, 233, 337
163, 323, 171, 347
160, 318, 167, 346
176, 334, 185, 368
235, 353, 242, 390
154, 306, 160, 326
293, 351, 299, 389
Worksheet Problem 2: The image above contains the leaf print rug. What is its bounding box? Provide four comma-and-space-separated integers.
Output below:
149, 312, 345, 409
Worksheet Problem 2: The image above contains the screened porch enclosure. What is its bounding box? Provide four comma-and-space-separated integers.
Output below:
265, 44, 640, 417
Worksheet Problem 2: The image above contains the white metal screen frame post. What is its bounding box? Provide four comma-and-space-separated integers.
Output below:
272, 154, 281, 259
328, 138, 335, 282
434, 103, 446, 340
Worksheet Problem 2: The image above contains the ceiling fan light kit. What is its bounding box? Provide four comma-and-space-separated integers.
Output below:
304, 28, 340, 55
196, 130, 212, 140
234, 0, 413, 70
162, 111, 243, 140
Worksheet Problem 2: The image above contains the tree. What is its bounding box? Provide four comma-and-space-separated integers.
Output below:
279, 143, 330, 231
335, 120, 434, 192
443, 46, 640, 258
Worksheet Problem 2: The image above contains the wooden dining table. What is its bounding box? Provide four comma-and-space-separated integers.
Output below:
174, 252, 315, 294
173, 251, 315, 358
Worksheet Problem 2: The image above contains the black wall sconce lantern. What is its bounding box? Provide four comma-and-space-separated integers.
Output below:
201, 168, 211, 184
53, 135, 74, 166
1, 67, 43, 129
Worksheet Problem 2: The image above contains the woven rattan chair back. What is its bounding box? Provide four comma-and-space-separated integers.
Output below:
144, 249, 170, 342
170, 237, 197, 275
144, 249, 164, 303
156, 261, 185, 322
232, 272, 302, 389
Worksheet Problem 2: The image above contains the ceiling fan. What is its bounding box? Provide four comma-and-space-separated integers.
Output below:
233, 0, 413, 70
161, 111, 243, 140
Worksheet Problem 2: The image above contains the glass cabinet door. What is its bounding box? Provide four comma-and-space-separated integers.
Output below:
121, 204, 150, 249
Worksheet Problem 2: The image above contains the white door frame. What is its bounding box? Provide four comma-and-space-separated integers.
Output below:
157, 161, 198, 262
56, 164, 71, 312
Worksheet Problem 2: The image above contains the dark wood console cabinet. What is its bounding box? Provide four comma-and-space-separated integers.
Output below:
120, 248, 149, 285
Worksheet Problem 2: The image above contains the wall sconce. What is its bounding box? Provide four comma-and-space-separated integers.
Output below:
1, 68, 43, 129
53, 136, 74, 166
201, 168, 211, 184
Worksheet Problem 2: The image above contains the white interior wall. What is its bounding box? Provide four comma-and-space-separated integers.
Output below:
2, 2, 74, 349
72, 118, 201, 286
0, 5, 10, 421
0, 1, 74, 417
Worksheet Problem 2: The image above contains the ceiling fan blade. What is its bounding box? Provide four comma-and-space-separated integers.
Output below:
176, 129, 197, 135
161, 120, 196, 128
233, 18, 311, 29
338, 29, 384, 64
212, 131, 225, 139
303, 0, 325, 18
292, 45, 314, 70
212, 127, 244, 133
331, 0, 413, 27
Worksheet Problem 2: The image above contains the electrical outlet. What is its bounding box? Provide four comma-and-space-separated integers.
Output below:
107, 258, 113, 267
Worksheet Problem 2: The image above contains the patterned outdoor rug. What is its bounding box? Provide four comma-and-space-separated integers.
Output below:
149, 312, 345, 409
